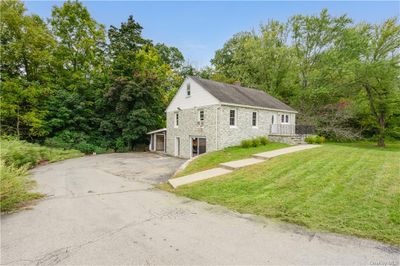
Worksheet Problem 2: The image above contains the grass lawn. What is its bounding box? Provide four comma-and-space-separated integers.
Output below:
171, 142, 400, 245
175, 142, 289, 177
0, 138, 83, 213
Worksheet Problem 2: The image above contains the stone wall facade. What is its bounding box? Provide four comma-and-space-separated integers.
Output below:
217, 105, 296, 149
166, 105, 219, 158
166, 104, 296, 158
268, 134, 310, 145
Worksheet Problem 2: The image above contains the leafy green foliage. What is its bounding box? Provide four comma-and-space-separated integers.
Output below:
1, 138, 82, 168
211, 10, 400, 145
0, 138, 82, 212
0, 1, 184, 152
2, 1, 398, 151
305, 135, 326, 144
0, 160, 42, 213
0, 1, 55, 138
251, 138, 261, 147
240, 139, 252, 148
241, 136, 269, 148
259, 136, 269, 145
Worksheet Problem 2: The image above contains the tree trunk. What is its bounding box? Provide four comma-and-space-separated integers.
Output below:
364, 84, 386, 148
16, 107, 20, 139
377, 114, 385, 147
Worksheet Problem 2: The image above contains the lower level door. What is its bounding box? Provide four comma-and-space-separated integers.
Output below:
156, 134, 165, 151
191, 137, 206, 157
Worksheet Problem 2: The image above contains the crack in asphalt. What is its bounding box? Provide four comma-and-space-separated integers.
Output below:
3, 209, 194, 266
40, 187, 156, 202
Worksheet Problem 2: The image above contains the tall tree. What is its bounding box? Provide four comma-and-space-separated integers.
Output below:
0, 0, 55, 138
346, 19, 400, 147
155, 43, 184, 71
102, 16, 176, 150
46, 0, 106, 135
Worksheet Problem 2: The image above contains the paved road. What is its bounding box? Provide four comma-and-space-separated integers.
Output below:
1, 153, 399, 265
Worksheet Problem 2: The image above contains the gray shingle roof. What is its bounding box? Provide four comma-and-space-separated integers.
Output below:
190, 76, 296, 112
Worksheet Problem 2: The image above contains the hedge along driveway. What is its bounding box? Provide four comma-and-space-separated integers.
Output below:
173, 143, 400, 245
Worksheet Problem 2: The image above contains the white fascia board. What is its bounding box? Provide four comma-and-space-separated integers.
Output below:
220, 102, 298, 114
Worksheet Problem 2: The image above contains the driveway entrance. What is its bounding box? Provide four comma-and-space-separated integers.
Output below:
1, 152, 397, 265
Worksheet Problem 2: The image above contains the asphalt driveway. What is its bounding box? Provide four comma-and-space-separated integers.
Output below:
1, 153, 399, 265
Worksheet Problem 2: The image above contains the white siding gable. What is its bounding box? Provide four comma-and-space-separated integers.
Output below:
166, 77, 220, 112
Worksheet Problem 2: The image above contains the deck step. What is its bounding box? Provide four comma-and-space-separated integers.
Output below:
168, 168, 233, 188
219, 158, 265, 170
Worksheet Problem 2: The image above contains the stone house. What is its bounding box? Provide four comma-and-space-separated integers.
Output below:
148, 76, 297, 158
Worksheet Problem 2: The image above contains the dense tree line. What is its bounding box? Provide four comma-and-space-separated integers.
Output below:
1, 2, 399, 150
207, 10, 400, 146
1, 0, 185, 152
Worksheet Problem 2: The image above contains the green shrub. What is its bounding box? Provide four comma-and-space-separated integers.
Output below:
259, 136, 269, 145
115, 137, 129, 152
305, 136, 315, 144
241, 139, 252, 148
305, 135, 326, 144
0, 160, 43, 212
44, 130, 108, 154
315, 136, 326, 144
1, 139, 82, 168
252, 138, 261, 147
0, 138, 83, 212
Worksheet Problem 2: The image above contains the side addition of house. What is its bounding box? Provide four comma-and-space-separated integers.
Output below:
148, 76, 298, 159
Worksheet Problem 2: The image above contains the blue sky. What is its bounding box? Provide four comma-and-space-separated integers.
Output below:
24, 1, 399, 67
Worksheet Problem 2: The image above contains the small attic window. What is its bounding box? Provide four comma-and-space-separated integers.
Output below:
186, 83, 191, 97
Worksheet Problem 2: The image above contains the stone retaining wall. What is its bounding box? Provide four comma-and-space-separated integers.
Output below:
268, 134, 315, 145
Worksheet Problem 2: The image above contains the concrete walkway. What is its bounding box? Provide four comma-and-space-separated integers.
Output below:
220, 157, 265, 170
253, 144, 320, 159
169, 167, 232, 188
169, 144, 320, 188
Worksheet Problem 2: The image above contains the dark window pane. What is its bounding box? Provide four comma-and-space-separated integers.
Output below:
199, 138, 206, 154
230, 110, 235, 126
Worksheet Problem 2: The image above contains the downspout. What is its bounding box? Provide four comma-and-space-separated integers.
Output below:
215, 105, 220, 150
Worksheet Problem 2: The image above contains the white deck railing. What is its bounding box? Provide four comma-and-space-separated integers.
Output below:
270, 124, 296, 135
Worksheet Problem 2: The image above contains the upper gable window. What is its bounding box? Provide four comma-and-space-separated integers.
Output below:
175, 113, 179, 127
186, 83, 191, 97
285, 114, 289, 123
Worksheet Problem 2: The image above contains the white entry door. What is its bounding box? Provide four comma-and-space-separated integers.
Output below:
175, 137, 180, 157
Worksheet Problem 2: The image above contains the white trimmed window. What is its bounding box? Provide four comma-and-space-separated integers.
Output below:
229, 109, 236, 126
252, 111, 257, 127
281, 114, 289, 124
199, 110, 204, 122
186, 83, 191, 97
198, 110, 204, 127
175, 113, 179, 127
